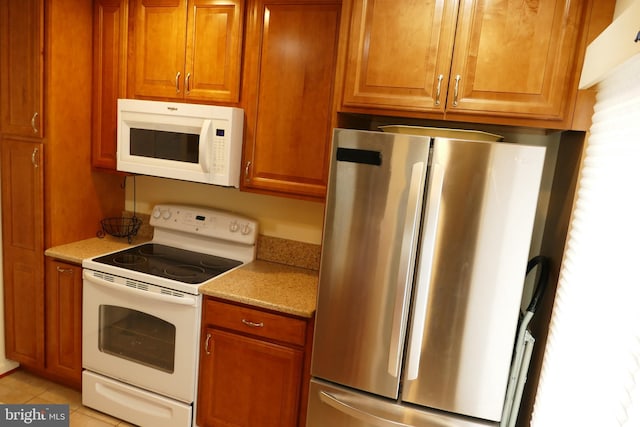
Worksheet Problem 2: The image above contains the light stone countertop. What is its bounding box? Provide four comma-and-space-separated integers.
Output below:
44, 236, 150, 264
45, 237, 318, 318
199, 260, 318, 318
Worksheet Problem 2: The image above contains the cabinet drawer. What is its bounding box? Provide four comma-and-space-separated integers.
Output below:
203, 298, 307, 347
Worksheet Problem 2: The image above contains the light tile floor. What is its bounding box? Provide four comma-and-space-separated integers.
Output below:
0, 369, 136, 426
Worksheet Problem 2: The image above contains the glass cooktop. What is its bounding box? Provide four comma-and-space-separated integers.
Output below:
92, 243, 242, 285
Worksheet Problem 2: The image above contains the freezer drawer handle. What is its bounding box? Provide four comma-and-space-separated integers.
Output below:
319, 391, 411, 427
336, 147, 382, 165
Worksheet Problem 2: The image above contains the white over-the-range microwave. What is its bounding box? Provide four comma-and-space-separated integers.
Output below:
117, 98, 244, 187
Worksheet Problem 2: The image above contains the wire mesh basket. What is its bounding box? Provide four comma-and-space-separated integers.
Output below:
99, 216, 142, 243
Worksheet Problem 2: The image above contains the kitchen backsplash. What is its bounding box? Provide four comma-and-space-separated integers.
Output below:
256, 235, 321, 271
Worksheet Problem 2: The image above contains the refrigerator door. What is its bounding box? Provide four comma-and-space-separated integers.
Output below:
311, 129, 431, 399
308, 378, 497, 427
403, 138, 546, 421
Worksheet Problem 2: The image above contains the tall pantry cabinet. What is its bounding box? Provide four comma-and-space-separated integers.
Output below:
0, 0, 124, 387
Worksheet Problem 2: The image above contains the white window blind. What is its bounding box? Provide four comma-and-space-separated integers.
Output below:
531, 53, 640, 426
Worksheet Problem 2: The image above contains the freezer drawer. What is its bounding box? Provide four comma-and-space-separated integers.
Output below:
307, 378, 497, 427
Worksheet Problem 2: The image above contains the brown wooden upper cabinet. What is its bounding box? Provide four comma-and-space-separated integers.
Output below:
339, 0, 591, 126
128, 0, 244, 103
93, 0, 128, 170
0, 0, 44, 137
240, 0, 341, 201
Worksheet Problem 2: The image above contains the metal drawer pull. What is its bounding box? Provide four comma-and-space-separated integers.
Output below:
31, 112, 38, 134
205, 333, 212, 355
175, 71, 181, 93
241, 319, 264, 328
56, 266, 73, 274
185, 73, 191, 94
244, 161, 251, 181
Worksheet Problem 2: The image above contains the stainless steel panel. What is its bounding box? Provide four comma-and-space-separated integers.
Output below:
307, 378, 497, 427
311, 129, 431, 399
403, 138, 546, 421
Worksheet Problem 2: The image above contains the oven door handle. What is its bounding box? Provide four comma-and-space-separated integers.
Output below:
83, 270, 199, 307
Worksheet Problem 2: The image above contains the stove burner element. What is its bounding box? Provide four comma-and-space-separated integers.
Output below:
92, 243, 243, 285
138, 245, 171, 257
200, 259, 230, 269
164, 264, 206, 280
113, 254, 147, 266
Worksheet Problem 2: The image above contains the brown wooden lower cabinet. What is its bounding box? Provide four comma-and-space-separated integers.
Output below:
45, 258, 83, 388
2, 139, 45, 369
197, 297, 314, 427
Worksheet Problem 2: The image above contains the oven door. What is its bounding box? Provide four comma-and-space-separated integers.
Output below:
82, 269, 201, 403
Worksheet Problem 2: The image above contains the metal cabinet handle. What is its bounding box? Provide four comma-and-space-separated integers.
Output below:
241, 319, 264, 328
453, 74, 461, 106
244, 161, 251, 181
31, 112, 39, 134
31, 147, 39, 168
205, 333, 212, 355
435, 74, 444, 106
56, 266, 73, 274
175, 71, 181, 93
185, 73, 191, 94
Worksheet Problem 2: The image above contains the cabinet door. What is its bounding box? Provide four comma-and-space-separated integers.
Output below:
1, 139, 45, 368
129, 0, 188, 99
242, 0, 340, 200
185, 0, 244, 103
447, 0, 586, 120
45, 259, 82, 388
0, 0, 43, 137
341, 0, 459, 113
196, 327, 304, 427
92, 0, 128, 170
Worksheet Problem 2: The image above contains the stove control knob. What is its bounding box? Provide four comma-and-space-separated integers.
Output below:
162, 210, 172, 220
152, 208, 162, 219
229, 221, 239, 232
241, 223, 252, 235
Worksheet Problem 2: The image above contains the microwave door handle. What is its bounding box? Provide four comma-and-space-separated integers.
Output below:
199, 119, 212, 173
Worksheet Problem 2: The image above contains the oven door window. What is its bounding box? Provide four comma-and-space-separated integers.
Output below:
130, 128, 199, 163
98, 305, 176, 373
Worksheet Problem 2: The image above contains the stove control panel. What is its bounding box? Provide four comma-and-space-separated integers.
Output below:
150, 204, 258, 245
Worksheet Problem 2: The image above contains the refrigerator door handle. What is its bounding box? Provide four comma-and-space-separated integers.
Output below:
388, 162, 426, 378
406, 162, 445, 380
319, 391, 412, 427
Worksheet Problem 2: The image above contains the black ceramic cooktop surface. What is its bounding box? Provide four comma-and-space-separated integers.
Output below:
92, 243, 242, 284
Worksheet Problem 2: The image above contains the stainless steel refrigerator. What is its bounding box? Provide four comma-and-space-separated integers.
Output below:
308, 128, 546, 427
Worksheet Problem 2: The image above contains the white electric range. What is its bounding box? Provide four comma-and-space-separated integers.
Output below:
82, 204, 258, 427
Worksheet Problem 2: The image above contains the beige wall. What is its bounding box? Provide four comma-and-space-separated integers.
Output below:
615, 0, 635, 16
125, 177, 326, 244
